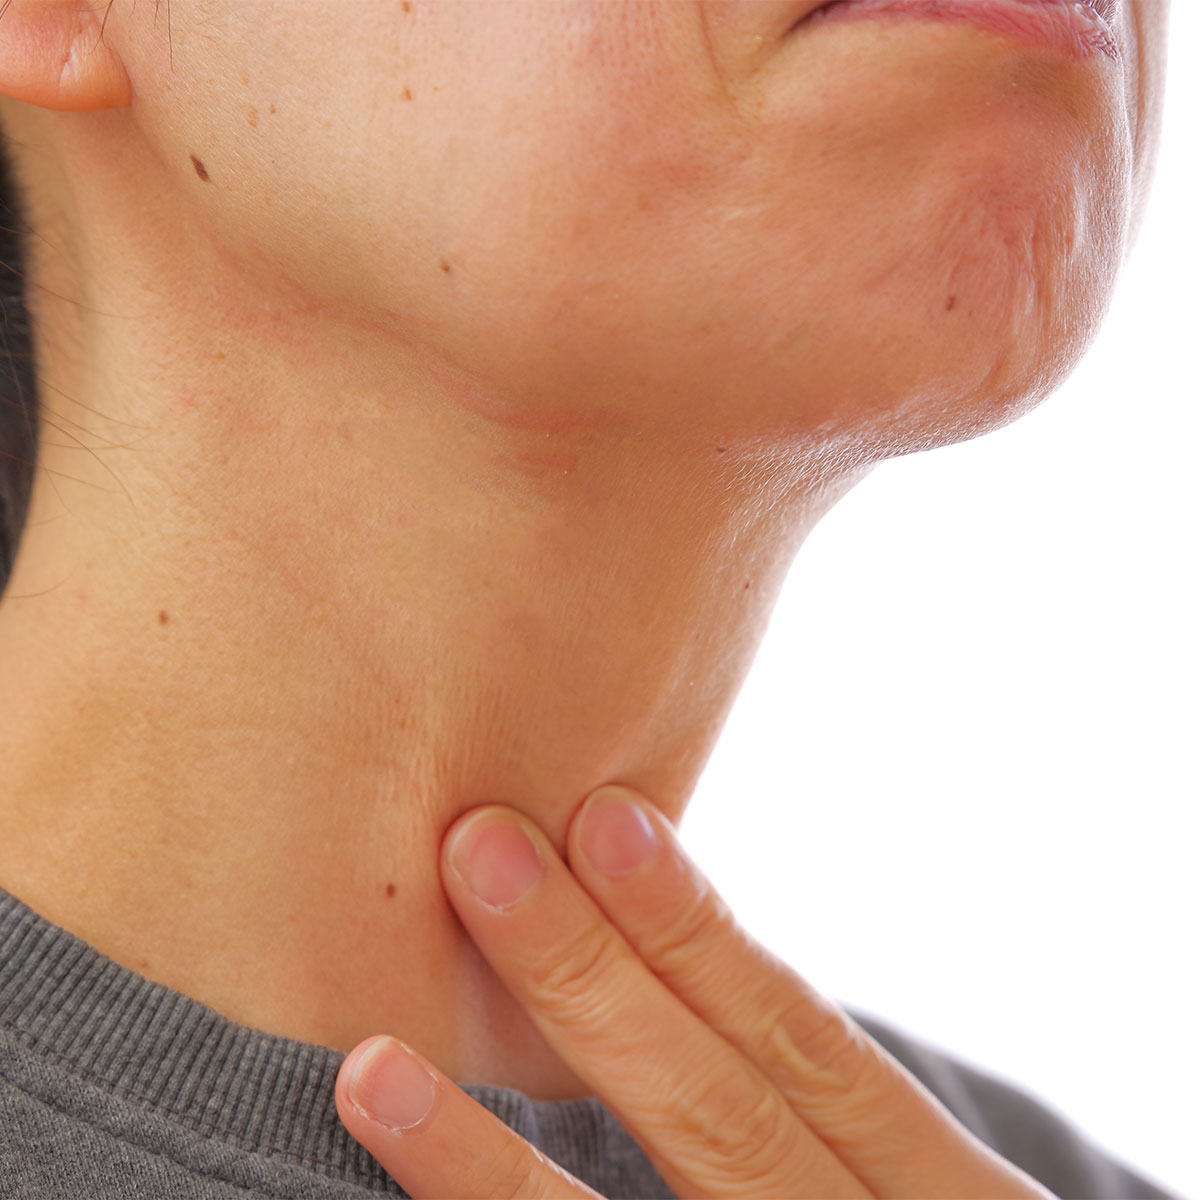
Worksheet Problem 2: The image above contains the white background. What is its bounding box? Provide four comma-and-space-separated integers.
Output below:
682, 6, 1198, 1199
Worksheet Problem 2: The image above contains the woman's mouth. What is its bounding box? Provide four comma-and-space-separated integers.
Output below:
796, 0, 1120, 60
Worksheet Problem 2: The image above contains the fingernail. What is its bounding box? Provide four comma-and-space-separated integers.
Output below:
449, 814, 545, 910
580, 788, 660, 878
347, 1037, 437, 1132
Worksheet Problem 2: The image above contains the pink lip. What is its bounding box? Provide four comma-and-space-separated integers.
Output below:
802, 0, 1119, 60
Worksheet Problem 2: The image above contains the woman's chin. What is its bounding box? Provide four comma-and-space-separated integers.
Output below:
660, 25, 1127, 451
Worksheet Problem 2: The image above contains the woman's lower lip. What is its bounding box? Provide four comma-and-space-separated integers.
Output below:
802, 0, 1119, 61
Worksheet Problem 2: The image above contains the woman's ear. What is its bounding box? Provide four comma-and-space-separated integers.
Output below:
0, 0, 132, 111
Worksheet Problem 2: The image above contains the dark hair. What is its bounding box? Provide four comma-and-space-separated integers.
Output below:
0, 134, 39, 596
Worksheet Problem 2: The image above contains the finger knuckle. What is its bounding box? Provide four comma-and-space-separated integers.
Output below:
673, 1060, 796, 1179
767, 991, 887, 1109
485, 1138, 565, 1199
524, 921, 622, 1020
641, 881, 732, 986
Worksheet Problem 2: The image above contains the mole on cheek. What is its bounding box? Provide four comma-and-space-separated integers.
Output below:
158, 610, 170, 626
190, 154, 211, 183
385, 883, 396, 898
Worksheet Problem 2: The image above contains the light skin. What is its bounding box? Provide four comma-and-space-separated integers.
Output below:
0, 0, 1167, 1168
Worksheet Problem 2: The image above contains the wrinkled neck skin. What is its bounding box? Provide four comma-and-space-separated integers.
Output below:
0, 107, 874, 1103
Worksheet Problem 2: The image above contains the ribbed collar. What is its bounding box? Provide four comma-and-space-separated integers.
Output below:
0, 884, 669, 1195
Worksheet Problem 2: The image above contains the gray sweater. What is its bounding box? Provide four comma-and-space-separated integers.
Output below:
0, 886, 1180, 1199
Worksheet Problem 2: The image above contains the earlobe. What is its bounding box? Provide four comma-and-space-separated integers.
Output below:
0, 0, 132, 112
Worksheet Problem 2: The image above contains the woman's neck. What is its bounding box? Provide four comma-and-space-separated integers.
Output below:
0, 217, 864, 1093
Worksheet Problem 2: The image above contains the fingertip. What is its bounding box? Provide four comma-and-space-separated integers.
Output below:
343, 1036, 439, 1133
336, 1034, 391, 1111
440, 803, 516, 863
584, 784, 645, 809
571, 784, 662, 845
